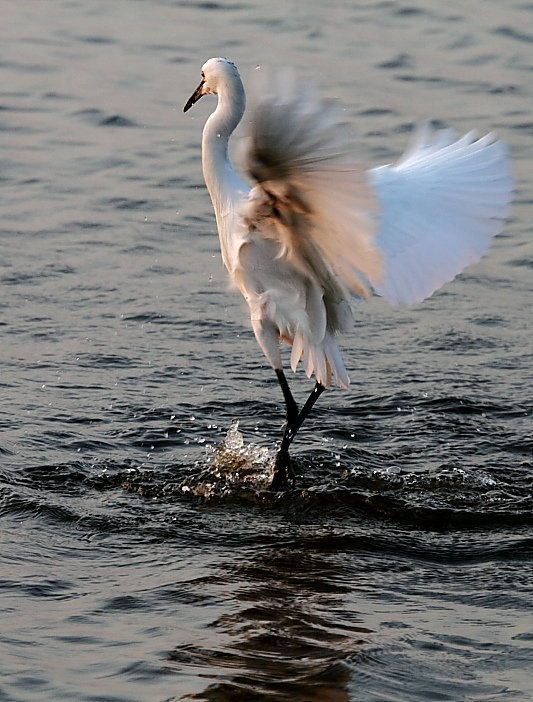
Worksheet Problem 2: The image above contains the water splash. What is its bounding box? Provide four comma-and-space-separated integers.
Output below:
214, 419, 271, 475
184, 420, 274, 498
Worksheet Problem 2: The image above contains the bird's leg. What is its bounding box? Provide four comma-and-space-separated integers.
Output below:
275, 368, 299, 431
270, 375, 325, 491
271, 369, 299, 491
294, 380, 325, 436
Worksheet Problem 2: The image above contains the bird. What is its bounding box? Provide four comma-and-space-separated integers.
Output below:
183, 57, 513, 491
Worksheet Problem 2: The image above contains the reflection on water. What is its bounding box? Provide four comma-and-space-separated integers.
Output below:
0, 0, 532, 700
171, 548, 364, 701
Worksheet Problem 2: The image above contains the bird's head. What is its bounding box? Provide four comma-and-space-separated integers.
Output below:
184, 58, 241, 112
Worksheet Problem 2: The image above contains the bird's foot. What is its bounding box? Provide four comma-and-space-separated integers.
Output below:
270, 448, 295, 491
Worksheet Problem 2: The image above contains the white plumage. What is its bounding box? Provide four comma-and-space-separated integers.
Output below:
371, 125, 512, 305
184, 57, 513, 488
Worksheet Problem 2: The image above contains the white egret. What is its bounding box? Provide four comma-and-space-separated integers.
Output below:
184, 57, 513, 490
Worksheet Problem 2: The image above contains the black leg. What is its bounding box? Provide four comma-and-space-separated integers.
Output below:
270, 417, 297, 491
270, 375, 326, 491
270, 369, 299, 492
275, 368, 299, 431
294, 381, 325, 436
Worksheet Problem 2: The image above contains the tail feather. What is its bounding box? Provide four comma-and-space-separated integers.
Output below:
290, 329, 349, 389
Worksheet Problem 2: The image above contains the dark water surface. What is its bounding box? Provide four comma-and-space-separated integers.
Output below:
1, 1, 532, 700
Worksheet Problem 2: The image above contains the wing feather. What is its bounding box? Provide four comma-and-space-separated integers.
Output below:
240, 68, 382, 301
231, 71, 512, 387
369, 123, 514, 305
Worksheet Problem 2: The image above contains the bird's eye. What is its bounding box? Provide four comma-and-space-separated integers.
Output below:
201, 71, 205, 78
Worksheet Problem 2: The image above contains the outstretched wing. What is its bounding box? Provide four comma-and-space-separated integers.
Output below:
369, 123, 514, 306
239, 69, 383, 301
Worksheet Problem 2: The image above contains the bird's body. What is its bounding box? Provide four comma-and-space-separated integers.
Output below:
184, 57, 513, 489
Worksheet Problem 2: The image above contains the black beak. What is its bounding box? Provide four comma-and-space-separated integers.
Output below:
184, 79, 205, 113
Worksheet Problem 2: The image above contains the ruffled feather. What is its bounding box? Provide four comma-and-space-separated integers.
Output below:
240, 68, 382, 301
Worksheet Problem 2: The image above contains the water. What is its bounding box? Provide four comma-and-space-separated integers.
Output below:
1, 1, 532, 700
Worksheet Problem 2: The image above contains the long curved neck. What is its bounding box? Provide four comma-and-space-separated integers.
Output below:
202, 78, 246, 211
